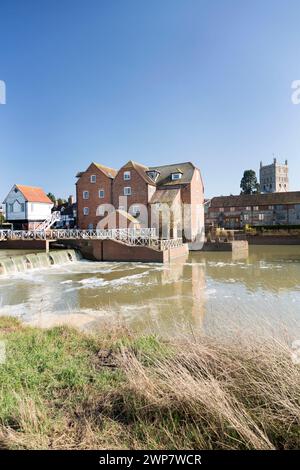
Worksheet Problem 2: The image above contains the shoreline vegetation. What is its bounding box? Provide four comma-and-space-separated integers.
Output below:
0, 317, 299, 450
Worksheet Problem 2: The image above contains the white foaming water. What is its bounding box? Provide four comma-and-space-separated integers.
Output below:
0, 249, 81, 276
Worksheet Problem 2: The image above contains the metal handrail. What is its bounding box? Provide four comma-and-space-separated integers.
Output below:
0, 228, 184, 250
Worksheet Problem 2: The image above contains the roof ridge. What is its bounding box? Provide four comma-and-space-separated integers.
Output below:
93, 162, 117, 171
16, 184, 43, 189
149, 161, 195, 169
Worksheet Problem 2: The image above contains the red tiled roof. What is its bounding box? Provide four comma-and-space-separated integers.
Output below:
16, 185, 53, 204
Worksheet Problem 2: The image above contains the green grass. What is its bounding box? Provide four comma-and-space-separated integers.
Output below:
0, 316, 300, 450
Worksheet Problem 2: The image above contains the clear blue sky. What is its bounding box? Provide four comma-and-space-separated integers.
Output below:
1, 0, 300, 202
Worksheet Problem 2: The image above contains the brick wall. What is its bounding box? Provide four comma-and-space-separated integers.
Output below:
112, 164, 151, 210
76, 163, 113, 229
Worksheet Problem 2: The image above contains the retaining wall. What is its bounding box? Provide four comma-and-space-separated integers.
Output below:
61, 239, 189, 263
247, 236, 300, 245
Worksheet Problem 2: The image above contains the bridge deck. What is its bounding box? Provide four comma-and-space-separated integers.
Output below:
0, 228, 183, 250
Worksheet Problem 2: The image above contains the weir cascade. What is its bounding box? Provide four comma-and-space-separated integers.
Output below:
0, 249, 81, 275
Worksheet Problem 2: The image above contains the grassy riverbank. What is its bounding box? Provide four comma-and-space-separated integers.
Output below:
0, 316, 299, 450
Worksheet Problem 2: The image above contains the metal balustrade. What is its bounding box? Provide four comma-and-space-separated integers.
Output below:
0, 227, 184, 250
34, 211, 61, 231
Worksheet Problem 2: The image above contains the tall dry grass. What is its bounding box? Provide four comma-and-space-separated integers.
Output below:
116, 336, 300, 449
0, 317, 300, 449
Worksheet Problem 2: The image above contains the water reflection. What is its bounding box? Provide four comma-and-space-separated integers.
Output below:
192, 246, 300, 293
0, 246, 300, 339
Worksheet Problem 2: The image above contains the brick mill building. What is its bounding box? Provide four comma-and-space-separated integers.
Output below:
76, 160, 204, 247
206, 191, 300, 230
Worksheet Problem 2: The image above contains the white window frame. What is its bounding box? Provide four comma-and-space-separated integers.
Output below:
258, 213, 264, 221
171, 173, 182, 181
244, 214, 249, 221
83, 207, 89, 215
131, 205, 140, 215
124, 187, 132, 196
124, 171, 131, 181
99, 189, 105, 199
83, 191, 89, 200
90, 175, 96, 183
253, 206, 259, 211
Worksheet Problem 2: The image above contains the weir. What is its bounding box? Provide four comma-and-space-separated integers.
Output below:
0, 249, 81, 275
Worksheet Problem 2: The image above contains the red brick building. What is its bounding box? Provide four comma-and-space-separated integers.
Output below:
76, 160, 204, 246
76, 162, 117, 230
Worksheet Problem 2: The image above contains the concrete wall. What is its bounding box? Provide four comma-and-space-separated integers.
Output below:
203, 240, 249, 254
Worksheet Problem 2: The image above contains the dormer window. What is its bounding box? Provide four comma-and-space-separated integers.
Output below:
171, 172, 182, 181
124, 171, 131, 180
146, 170, 160, 182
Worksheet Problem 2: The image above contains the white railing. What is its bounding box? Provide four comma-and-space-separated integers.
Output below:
0, 228, 184, 250
0, 227, 157, 242
157, 238, 183, 250
34, 211, 61, 231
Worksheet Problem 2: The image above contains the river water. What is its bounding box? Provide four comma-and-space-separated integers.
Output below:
0, 246, 300, 340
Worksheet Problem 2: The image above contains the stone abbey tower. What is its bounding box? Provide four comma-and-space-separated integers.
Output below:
260, 158, 289, 193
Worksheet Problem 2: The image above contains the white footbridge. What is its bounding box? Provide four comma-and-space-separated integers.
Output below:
0, 227, 183, 249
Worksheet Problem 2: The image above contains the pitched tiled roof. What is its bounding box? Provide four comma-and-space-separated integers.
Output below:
93, 163, 117, 178
76, 160, 200, 187
210, 191, 300, 207
149, 162, 196, 186
121, 160, 156, 185
150, 188, 181, 204
15, 185, 53, 204
76, 163, 117, 179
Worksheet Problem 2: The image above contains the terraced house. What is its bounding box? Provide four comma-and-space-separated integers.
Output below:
206, 192, 300, 229
76, 160, 204, 247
